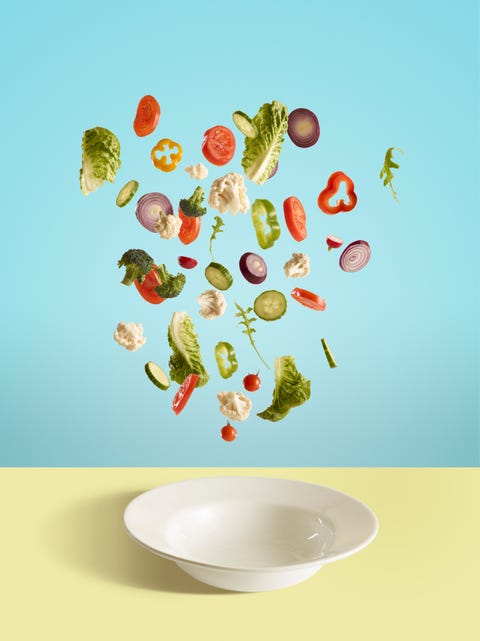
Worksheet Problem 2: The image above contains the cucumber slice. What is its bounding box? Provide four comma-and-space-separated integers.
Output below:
254, 290, 287, 321
145, 361, 170, 390
232, 111, 257, 138
116, 180, 139, 207
205, 262, 233, 291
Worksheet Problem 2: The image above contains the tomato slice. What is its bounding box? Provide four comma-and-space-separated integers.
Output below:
201, 126, 236, 166
178, 209, 201, 245
134, 265, 166, 304
283, 196, 307, 241
133, 95, 160, 137
291, 287, 326, 311
172, 373, 199, 415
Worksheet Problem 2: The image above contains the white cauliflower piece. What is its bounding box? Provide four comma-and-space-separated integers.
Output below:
196, 289, 227, 320
217, 391, 252, 422
114, 321, 146, 352
208, 172, 250, 215
284, 252, 310, 278
185, 163, 208, 180
155, 209, 182, 239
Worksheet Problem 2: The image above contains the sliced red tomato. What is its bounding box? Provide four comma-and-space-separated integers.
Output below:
178, 209, 201, 245
291, 287, 326, 311
201, 126, 236, 166
133, 95, 160, 137
283, 196, 307, 241
134, 265, 166, 305
172, 373, 199, 415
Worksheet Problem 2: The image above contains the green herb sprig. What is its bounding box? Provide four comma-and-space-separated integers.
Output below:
209, 215, 224, 259
380, 147, 404, 202
235, 302, 270, 369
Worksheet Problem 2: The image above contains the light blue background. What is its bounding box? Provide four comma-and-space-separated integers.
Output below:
1, 0, 478, 465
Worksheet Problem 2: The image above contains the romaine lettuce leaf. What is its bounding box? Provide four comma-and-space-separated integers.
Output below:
241, 101, 288, 185
257, 355, 310, 422
168, 311, 209, 387
80, 126, 121, 195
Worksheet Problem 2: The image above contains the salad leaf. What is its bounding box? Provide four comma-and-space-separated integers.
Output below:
168, 312, 209, 387
241, 101, 288, 185
235, 302, 270, 369
80, 126, 121, 195
209, 215, 224, 259
379, 147, 403, 202
257, 355, 310, 422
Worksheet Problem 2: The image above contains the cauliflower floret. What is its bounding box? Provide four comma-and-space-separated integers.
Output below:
185, 163, 209, 180
196, 289, 227, 320
155, 209, 182, 239
283, 252, 310, 278
217, 391, 252, 422
208, 172, 250, 215
114, 321, 146, 352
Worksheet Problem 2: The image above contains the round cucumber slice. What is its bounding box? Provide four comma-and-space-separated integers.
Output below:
116, 180, 139, 207
232, 111, 257, 138
254, 290, 287, 321
145, 361, 170, 390
205, 262, 233, 291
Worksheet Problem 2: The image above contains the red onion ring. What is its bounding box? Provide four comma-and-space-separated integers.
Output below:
339, 240, 371, 272
287, 108, 320, 148
135, 192, 173, 233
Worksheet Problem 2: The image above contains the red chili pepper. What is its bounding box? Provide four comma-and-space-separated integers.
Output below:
317, 171, 357, 215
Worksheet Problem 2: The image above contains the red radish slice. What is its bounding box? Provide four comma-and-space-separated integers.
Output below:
239, 252, 267, 284
326, 235, 343, 251
268, 160, 278, 179
135, 192, 173, 232
287, 108, 320, 148
339, 240, 371, 272
178, 256, 198, 269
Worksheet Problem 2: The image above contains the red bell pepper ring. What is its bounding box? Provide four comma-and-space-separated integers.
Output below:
317, 171, 357, 214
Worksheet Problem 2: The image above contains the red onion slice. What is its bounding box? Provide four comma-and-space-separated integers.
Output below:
287, 108, 320, 148
239, 252, 267, 284
339, 240, 371, 272
135, 192, 173, 233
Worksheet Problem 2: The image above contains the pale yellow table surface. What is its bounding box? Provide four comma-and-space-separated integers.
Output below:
0, 468, 478, 641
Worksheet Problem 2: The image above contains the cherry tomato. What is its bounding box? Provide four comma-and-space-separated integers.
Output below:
178, 256, 198, 269
283, 196, 307, 241
178, 209, 201, 245
291, 287, 326, 311
221, 423, 237, 442
133, 95, 160, 137
134, 265, 166, 305
201, 126, 236, 166
243, 373, 261, 392
172, 374, 199, 415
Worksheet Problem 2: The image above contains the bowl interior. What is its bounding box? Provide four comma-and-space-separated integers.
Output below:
124, 477, 378, 570
164, 501, 335, 567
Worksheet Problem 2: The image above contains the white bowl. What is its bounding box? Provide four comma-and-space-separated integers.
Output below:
123, 476, 378, 592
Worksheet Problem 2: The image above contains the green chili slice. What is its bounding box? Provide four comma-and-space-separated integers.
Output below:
251, 199, 281, 250
214, 341, 239, 379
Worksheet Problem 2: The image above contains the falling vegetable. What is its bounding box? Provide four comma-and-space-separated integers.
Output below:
116, 180, 139, 207
151, 138, 183, 172
326, 235, 343, 252
133, 95, 160, 137
339, 240, 371, 272
117, 249, 154, 286
257, 355, 311, 422
239, 252, 267, 284
317, 171, 357, 214
209, 215, 225, 259
380, 147, 403, 202
250, 199, 281, 249
321, 339, 337, 368
214, 342, 239, 379
287, 108, 320, 148
235, 302, 270, 369
178, 186, 207, 218
79, 127, 121, 195
135, 192, 174, 232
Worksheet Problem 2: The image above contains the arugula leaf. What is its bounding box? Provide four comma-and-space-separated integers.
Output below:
379, 147, 404, 202
209, 215, 224, 259
235, 302, 270, 369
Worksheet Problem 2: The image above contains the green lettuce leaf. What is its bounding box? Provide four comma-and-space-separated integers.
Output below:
241, 101, 288, 185
257, 355, 310, 422
168, 311, 209, 387
80, 126, 121, 195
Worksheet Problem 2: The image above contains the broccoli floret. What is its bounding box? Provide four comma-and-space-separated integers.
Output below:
118, 249, 154, 286
179, 186, 207, 218
155, 264, 186, 298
